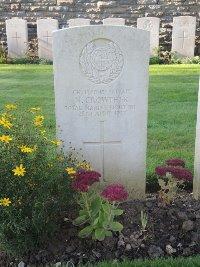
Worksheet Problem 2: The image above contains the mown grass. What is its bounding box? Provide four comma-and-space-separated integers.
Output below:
49, 256, 200, 266
0, 64, 199, 183
84, 256, 200, 267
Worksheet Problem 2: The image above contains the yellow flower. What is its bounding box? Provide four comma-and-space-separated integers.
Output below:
77, 162, 92, 170
66, 167, 76, 175
0, 198, 11, 206
51, 140, 61, 146
0, 117, 12, 129
5, 104, 17, 110
19, 145, 34, 153
40, 130, 46, 135
48, 163, 53, 168
34, 121, 43, 127
35, 115, 44, 121
1, 113, 12, 119
0, 135, 12, 144
34, 115, 44, 127
12, 164, 26, 176
30, 107, 41, 113
57, 157, 64, 161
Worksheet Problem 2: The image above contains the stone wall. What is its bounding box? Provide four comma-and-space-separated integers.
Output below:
0, 0, 200, 55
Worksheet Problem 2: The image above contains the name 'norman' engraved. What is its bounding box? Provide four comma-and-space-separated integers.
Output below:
79, 38, 124, 84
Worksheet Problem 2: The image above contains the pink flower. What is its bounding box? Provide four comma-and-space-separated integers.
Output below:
166, 158, 185, 168
155, 166, 193, 181
72, 180, 89, 192
155, 166, 169, 176
72, 170, 101, 192
100, 184, 128, 202
169, 168, 192, 181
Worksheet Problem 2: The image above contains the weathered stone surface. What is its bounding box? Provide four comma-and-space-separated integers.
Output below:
0, 1, 199, 55
57, 0, 74, 4
37, 18, 58, 60
53, 26, 149, 198
6, 18, 28, 57
194, 78, 200, 200
137, 0, 158, 4
137, 16, 160, 55
172, 16, 196, 57
103, 17, 125, 25
68, 18, 90, 26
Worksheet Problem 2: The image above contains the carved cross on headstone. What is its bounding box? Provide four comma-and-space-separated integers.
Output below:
178, 31, 189, 49
43, 31, 52, 45
12, 32, 21, 47
83, 121, 121, 178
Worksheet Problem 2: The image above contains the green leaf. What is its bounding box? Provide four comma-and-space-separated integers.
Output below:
92, 218, 99, 226
73, 215, 89, 226
112, 209, 124, 216
79, 225, 93, 238
110, 222, 123, 232
95, 228, 106, 241
105, 230, 113, 237
79, 209, 88, 216
91, 195, 101, 217
98, 209, 110, 228
102, 202, 110, 214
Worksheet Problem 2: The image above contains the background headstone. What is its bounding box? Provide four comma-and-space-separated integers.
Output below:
37, 18, 58, 60
6, 18, 28, 58
137, 17, 160, 56
103, 18, 125, 25
172, 16, 196, 58
53, 26, 149, 199
68, 18, 90, 27
193, 77, 200, 200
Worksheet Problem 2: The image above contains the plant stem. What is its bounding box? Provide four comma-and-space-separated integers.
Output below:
106, 201, 115, 229
81, 192, 92, 222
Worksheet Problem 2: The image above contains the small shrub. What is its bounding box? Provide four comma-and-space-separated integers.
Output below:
0, 46, 7, 64
149, 56, 162, 65
0, 104, 75, 256
172, 56, 200, 65
71, 168, 128, 241
39, 58, 53, 65
155, 158, 193, 206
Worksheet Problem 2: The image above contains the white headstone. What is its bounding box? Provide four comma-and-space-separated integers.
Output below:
6, 18, 28, 58
172, 16, 196, 58
103, 18, 125, 25
193, 77, 200, 200
37, 18, 58, 60
68, 18, 90, 27
137, 17, 160, 56
53, 26, 150, 198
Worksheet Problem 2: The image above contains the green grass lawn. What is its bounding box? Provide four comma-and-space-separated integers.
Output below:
83, 256, 200, 267
50, 256, 200, 267
0, 64, 199, 183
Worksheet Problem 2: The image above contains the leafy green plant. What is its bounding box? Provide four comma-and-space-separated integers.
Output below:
149, 56, 162, 65
154, 47, 176, 64
155, 158, 192, 206
0, 104, 75, 256
71, 171, 128, 241
140, 210, 148, 233
171, 56, 200, 65
0, 46, 7, 64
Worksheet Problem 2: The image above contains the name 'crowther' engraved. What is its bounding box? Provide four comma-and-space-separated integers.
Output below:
79, 38, 124, 84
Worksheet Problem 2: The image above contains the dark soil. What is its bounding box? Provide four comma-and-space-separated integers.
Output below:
2, 193, 200, 267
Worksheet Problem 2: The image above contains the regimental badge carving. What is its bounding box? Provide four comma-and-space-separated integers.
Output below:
79, 39, 124, 84
142, 19, 153, 31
